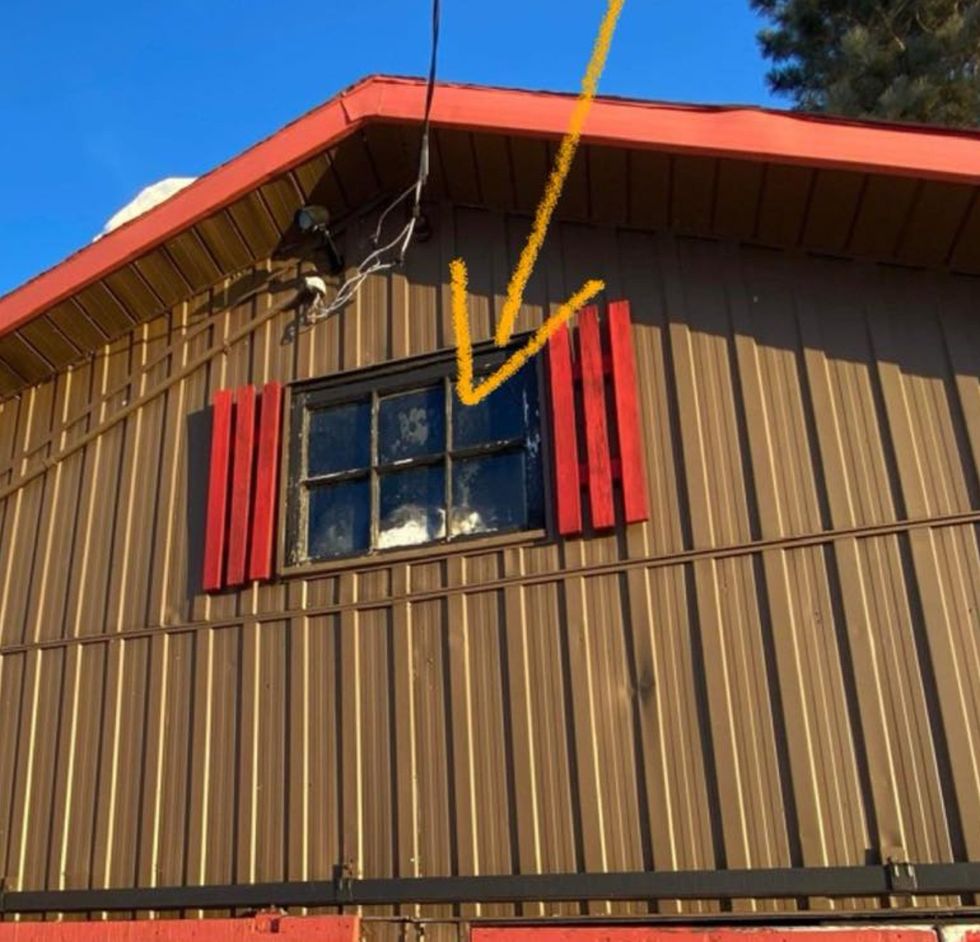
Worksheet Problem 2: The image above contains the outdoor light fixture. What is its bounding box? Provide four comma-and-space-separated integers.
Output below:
294, 205, 344, 274
295, 204, 330, 233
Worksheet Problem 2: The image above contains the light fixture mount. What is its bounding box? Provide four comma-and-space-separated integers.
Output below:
294, 205, 344, 274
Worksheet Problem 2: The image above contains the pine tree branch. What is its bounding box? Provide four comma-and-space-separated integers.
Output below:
875, 2, 907, 51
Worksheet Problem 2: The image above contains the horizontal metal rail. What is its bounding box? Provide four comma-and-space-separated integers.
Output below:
2, 863, 979, 914
1, 506, 979, 660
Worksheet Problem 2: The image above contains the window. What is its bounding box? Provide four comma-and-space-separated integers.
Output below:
286, 347, 544, 564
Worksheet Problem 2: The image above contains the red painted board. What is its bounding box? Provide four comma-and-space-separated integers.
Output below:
0, 914, 360, 942
608, 300, 649, 523
248, 381, 283, 581
547, 322, 582, 536
472, 928, 939, 942
202, 389, 233, 592
578, 305, 615, 530
225, 384, 257, 588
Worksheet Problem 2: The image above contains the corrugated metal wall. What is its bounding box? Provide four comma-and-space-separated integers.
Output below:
0, 206, 978, 927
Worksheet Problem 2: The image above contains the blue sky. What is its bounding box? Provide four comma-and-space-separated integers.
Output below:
0, 0, 778, 296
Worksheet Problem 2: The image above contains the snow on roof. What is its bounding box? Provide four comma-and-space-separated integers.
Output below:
95, 177, 197, 240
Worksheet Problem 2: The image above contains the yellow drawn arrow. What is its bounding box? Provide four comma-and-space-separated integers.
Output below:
451, 0, 627, 406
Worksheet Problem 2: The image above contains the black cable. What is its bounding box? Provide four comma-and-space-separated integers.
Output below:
313, 0, 441, 320
414, 0, 441, 204
424, 0, 440, 124
372, 0, 441, 242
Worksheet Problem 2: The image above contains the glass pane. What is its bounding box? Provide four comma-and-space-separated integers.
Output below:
451, 451, 526, 536
379, 386, 445, 464
308, 478, 370, 558
308, 400, 371, 476
379, 464, 446, 549
453, 368, 530, 448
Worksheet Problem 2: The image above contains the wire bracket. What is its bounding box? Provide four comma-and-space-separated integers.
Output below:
886, 860, 917, 893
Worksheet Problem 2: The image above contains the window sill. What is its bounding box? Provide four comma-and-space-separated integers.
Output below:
278, 526, 551, 580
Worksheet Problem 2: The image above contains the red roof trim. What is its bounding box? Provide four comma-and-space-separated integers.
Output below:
3, 73, 980, 339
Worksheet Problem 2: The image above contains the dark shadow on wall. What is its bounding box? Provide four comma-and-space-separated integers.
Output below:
185, 405, 211, 601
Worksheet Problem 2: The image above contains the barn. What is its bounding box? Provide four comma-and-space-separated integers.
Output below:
0, 75, 978, 942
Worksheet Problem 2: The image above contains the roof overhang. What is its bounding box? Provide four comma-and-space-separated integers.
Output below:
2, 73, 980, 393
6, 74, 980, 340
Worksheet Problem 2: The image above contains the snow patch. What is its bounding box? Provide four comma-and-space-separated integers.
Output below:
95, 177, 197, 240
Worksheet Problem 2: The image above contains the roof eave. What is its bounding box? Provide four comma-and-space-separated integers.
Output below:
3, 73, 980, 339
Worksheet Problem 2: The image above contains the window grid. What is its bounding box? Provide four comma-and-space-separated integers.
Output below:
288, 354, 541, 565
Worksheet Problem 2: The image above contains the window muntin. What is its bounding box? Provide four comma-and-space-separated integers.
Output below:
288, 350, 543, 564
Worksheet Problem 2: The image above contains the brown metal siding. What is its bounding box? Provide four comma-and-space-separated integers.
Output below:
0, 207, 978, 922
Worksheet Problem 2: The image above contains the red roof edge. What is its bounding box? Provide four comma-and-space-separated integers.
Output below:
3, 73, 980, 340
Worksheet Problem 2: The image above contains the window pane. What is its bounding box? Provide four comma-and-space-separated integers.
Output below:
308, 400, 370, 476
451, 451, 527, 536
379, 464, 446, 549
378, 386, 445, 464
453, 368, 531, 448
308, 478, 370, 558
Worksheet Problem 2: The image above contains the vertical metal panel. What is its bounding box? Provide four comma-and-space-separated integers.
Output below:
630, 563, 718, 914
0, 205, 977, 920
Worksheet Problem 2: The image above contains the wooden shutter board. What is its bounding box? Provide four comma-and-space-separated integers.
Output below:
248, 382, 283, 581
225, 384, 257, 587
608, 300, 650, 523
578, 305, 615, 530
202, 389, 234, 592
547, 323, 583, 536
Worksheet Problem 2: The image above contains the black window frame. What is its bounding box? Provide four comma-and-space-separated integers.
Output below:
285, 340, 545, 566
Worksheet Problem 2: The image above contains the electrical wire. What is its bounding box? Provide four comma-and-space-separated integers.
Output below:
308, 0, 441, 322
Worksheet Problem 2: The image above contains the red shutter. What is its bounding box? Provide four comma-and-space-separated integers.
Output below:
547, 323, 582, 535
545, 300, 649, 535
225, 385, 257, 588
202, 382, 283, 592
248, 382, 284, 581
578, 306, 615, 530
607, 300, 648, 524
202, 389, 233, 592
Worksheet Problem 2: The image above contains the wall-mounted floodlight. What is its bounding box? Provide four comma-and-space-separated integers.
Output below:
294, 205, 344, 274
296, 205, 330, 233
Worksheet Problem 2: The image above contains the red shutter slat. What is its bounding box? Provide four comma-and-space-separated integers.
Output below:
547, 323, 583, 535
225, 384, 257, 587
248, 382, 283, 582
202, 389, 234, 592
607, 300, 649, 523
578, 305, 615, 529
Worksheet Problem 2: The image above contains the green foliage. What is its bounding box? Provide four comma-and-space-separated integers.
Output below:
751, 0, 980, 126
